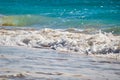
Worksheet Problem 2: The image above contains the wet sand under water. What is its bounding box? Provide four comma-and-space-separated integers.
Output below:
0, 46, 120, 80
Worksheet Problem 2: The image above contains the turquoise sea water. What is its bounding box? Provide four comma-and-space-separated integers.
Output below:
0, 0, 120, 33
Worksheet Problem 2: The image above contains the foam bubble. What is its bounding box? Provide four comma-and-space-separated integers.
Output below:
0, 28, 120, 56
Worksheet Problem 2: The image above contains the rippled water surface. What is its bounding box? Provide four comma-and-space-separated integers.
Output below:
0, 0, 120, 34
0, 46, 120, 80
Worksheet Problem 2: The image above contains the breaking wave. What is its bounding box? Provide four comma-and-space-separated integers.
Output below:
0, 28, 120, 55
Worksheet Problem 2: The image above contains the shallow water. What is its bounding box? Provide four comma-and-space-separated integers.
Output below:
0, 46, 120, 80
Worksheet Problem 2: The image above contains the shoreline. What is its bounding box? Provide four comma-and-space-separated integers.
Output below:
1, 45, 120, 60
0, 45, 120, 80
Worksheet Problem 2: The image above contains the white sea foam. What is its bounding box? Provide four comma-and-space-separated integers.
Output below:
0, 28, 120, 55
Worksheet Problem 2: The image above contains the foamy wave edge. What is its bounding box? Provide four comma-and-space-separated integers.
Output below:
0, 28, 120, 59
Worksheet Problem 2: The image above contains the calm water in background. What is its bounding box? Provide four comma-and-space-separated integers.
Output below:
0, 0, 120, 33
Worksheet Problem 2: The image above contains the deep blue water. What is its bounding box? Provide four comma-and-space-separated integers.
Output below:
0, 0, 120, 33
